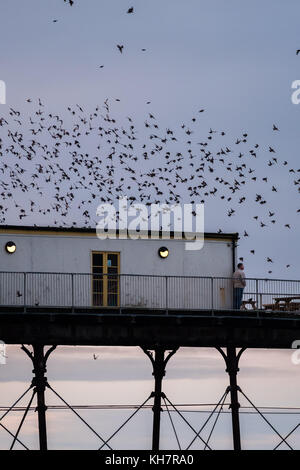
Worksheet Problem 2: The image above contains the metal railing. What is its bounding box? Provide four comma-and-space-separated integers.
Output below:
0, 271, 300, 314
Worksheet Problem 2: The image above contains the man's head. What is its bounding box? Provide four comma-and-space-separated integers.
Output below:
237, 262, 244, 270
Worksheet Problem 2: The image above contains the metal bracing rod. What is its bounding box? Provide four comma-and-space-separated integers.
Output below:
163, 395, 212, 450
0, 385, 33, 423
162, 395, 181, 450
98, 394, 153, 450
0, 384, 34, 450
10, 389, 36, 450
46, 383, 112, 450
216, 346, 246, 451
273, 423, 300, 450
186, 389, 229, 450
238, 389, 293, 450
141, 346, 179, 451
204, 389, 229, 450
21, 344, 56, 450
0, 422, 29, 450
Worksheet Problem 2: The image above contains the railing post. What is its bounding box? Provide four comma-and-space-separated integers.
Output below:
260, 294, 262, 311
23, 272, 27, 313
255, 279, 259, 309
119, 273, 122, 314
211, 277, 214, 314
165, 276, 168, 315
71, 273, 74, 312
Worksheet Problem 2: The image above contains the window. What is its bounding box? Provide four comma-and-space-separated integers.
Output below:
92, 252, 120, 307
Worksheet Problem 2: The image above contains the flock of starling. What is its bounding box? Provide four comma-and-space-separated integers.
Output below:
0, 96, 299, 275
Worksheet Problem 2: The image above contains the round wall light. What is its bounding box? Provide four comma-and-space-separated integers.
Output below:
158, 246, 169, 259
5, 241, 16, 254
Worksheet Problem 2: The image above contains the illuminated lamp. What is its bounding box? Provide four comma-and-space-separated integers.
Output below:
158, 246, 169, 259
5, 241, 16, 254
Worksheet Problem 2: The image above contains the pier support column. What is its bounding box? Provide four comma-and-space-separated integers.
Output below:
216, 346, 246, 451
21, 344, 56, 450
142, 346, 178, 451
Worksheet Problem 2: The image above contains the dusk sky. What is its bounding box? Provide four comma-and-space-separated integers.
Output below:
0, 0, 300, 450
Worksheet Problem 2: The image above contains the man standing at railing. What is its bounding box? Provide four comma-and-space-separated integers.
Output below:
233, 263, 246, 309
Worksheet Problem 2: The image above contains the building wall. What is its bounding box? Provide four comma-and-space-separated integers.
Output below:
0, 232, 235, 309
0, 232, 234, 275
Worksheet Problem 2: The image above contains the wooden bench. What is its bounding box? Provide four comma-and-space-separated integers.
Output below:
241, 299, 257, 310
263, 297, 300, 312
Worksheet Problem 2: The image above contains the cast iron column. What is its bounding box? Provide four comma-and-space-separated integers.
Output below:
32, 344, 48, 450
152, 348, 165, 451
216, 345, 246, 451
226, 346, 241, 450
142, 346, 178, 451
22, 344, 56, 450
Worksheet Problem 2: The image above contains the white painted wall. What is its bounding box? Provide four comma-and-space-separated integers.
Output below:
0, 232, 235, 309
